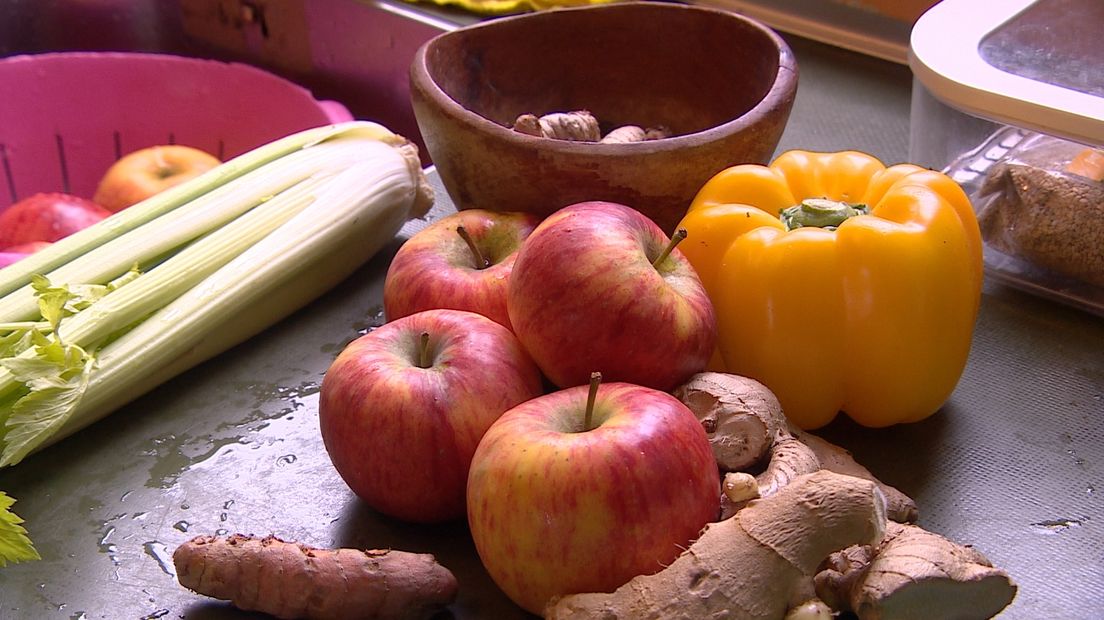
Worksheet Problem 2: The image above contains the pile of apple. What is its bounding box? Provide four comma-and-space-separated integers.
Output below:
318, 201, 725, 614
0, 145, 219, 267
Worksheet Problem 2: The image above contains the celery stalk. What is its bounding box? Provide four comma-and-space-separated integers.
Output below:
0, 173, 327, 408
0, 121, 432, 466
0, 123, 382, 298
0, 136, 385, 323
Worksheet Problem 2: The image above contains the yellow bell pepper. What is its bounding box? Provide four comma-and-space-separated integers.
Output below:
677, 150, 983, 429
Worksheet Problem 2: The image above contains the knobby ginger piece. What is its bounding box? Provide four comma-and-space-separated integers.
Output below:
676, 372, 918, 523
796, 430, 919, 523
815, 521, 1017, 620
512, 111, 601, 141
544, 471, 887, 620
173, 534, 458, 620
673, 373, 788, 472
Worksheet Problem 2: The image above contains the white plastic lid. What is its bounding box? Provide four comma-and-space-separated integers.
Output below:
909, 0, 1103, 147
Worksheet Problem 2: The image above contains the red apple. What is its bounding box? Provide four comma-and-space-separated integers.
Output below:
0, 241, 52, 269
318, 308, 543, 523
507, 201, 716, 391
93, 144, 220, 212
383, 209, 540, 330
0, 192, 112, 247
467, 377, 720, 614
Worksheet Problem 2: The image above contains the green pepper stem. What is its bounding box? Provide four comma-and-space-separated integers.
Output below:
780, 198, 869, 231
652, 228, 688, 269
583, 371, 602, 431
456, 225, 489, 269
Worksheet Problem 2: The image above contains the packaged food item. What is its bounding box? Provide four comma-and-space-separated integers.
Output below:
946, 128, 1104, 315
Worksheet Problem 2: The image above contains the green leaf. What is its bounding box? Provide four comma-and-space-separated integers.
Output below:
0, 343, 94, 467
0, 328, 38, 359
0, 491, 39, 567
30, 275, 71, 336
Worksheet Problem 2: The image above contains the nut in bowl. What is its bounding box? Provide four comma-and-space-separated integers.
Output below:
409, 0, 798, 234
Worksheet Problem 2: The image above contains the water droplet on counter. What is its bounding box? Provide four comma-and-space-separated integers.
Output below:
1030, 518, 1084, 534
120, 490, 134, 502
222, 499, 235, 510
219, 512, 228, 523
69, 613, 86, 620
172, 520, 190, 533
139, 609, 169, 620
97, 526, 120, 565
180, 502, 190, 510
215, 528, 228, 536
275, 454, 297, 467
143, 542, 176, 577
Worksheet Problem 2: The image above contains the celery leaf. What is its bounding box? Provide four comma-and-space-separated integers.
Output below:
0, 491, 39, 567
0, 340, 94, 467
30, 275, 70, 336
0, 328, 38, 359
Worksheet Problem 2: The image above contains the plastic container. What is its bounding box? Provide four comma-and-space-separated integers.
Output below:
909, 0, 1104, 315
0, 52, 352, 211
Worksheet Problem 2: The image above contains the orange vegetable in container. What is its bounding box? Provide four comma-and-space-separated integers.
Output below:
676, 150, 983, 429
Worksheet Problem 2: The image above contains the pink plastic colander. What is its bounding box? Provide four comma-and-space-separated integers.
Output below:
0, 52, 353, 211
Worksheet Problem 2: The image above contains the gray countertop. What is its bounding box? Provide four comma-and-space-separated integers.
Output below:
1, 13, 1102, 620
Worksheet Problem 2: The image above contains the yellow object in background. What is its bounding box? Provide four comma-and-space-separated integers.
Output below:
677, 151, 983, 430
406, 0, 617, 15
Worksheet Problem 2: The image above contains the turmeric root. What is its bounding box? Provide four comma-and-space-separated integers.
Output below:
544, 470, 887, 619
815, 521, 1017, 619
675, 372, 918, 523
173, 534, 458, 620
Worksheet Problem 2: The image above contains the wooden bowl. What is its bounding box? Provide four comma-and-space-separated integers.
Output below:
409, 1, 798, 234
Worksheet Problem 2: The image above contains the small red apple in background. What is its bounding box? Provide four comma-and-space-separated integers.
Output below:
318, 308, 543, 523
467, 375, 720, 615
507, 201, 716, 391
0, 241, 52, 269
383, 209, 540, 331
0, 192, 111, 248
93, 144, 220, 212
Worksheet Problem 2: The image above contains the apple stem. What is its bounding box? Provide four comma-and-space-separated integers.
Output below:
584, 371, 602, 431
652, 228, 688, 269
456, 225, 490, 269
418, 331, 431, 368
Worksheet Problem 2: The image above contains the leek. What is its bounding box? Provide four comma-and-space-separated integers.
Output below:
0, 121, 432, 467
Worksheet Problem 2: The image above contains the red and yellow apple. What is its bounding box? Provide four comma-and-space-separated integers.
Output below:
0, 192, 111, 247
318, 308, 543, 523
93, 144, 220, 212
507, 201, 716, 391
467, 378, 720, 614
383, 209, 540, 331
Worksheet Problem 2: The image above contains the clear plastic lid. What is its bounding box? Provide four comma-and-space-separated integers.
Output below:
910, 0, 1103, 147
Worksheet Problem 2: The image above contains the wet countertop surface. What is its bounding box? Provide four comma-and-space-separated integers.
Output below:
1, 32, 1102, 620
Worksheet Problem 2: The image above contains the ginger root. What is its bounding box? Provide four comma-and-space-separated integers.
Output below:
673, 373, 789, 472
513, 111, 602, 141
784, 599, 834, 620
173, 534, 458, 620
674, 372, 918, 523
544, 470, 887, 619
815, 521, 1017, 619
